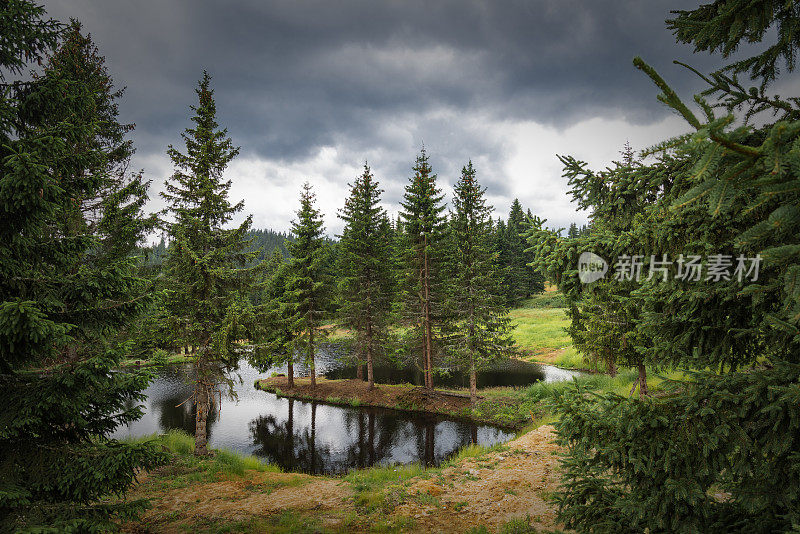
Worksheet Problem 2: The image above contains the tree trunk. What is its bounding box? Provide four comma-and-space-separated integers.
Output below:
469, 360, 477, 407
309, 326, 316, 388
606, 357, 617, 377
366, 323, 375, 390
637, 363, 648, 397
194, 378, 210, 456
287, 355, 294, 389
423, 236, 433, 390
357, 362, 364, 381
469, 282, 476, 406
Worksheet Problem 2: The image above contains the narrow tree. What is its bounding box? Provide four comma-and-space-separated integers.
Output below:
161, 72, 256, 455
1, 6, 166, 530
338, 164, 394, 389
251, 249, 299, 387
399, 149, 450, 389
448, 162, 515, 404
285, 183, 329, 388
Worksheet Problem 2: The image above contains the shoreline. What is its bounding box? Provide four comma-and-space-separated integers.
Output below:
255, 376, 536, 430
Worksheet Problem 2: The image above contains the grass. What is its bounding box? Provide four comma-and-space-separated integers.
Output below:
473, 370, 647, 428
440, 442, 507, 469
123, 429, 280, 477
549, 346, 590, 370
185, 511, 336, 534
509, 307, 571, 355
466, 515, 545, 534
345, 464, 425, 514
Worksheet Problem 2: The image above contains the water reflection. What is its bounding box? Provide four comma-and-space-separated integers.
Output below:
324, 362, 546, 388
253, 344, 552, 388
248, 398, 502, 474
112, 361, 517, 474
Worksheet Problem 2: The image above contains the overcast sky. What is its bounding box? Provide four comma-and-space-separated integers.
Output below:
42, 1, 786, 237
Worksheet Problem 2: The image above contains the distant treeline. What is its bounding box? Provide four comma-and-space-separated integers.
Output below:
142, 228, 292, 266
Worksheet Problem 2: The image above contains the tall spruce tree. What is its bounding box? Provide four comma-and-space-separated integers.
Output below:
0, 5, 166, 530
337, 164, 394, 389
530, 1, 800, 530
534, 145, 654, 390
398, 148, 450, 389
285, 183, 330, 388
161, 72, 256, 456
506, 199, 543, 301
448, 162, 514, 404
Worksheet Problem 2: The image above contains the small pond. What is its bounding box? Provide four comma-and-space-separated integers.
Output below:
112, 348, 578, 475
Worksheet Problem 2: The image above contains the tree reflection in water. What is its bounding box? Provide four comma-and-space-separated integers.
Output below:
114, 360, 518, 475
249, 397, 490, 474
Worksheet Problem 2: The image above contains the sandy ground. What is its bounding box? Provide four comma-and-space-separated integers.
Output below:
394, 425, 562, 533
124, 424, 562, 533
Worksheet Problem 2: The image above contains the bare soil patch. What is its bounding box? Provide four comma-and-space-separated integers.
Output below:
393, 425, 563, 533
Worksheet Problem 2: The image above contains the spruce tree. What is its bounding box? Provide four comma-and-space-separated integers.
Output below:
337, 164, 394, 389
285, 182, 330, 388
0, 5, 166, 530
530, 1, 800, 530
161, 72, 256, 456
398, 149, 450, 389
567, 222, 579, 239
504, 199, 543, 301
448, 162, 514, 404
251, 249, 299, 386
528, 146, 654, 391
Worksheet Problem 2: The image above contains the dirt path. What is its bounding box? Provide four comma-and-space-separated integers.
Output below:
392, 425, 562, 533
123, 425, 563, 533
124, 470, 354, 533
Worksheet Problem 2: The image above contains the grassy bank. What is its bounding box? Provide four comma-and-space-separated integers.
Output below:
256, 376, 528, 428
255, 365, 681, 430
121, 428, 560, 533
508, 291, 595, 371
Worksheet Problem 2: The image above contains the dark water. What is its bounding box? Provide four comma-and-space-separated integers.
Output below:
267, 344, 578, 387
326, 359, 554, 388
113, 348, 579, 475
112, 361, 519, 474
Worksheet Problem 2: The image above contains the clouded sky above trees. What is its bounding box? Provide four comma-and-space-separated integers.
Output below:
45, 0, 786, 235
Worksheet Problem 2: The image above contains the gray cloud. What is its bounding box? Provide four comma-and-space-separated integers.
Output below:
45, 1, 717, 156
40, 0, 770, 233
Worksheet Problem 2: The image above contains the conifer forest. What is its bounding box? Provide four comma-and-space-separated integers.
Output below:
1, 1, 799, 532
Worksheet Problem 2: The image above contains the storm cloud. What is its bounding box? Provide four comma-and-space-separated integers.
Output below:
43, 0, 755, 234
